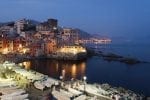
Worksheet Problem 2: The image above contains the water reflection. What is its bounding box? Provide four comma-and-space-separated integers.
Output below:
71, 64, 76, 78
20, 59, 86, 80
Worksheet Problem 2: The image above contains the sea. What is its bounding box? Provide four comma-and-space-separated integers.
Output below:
20, 39, 150, 96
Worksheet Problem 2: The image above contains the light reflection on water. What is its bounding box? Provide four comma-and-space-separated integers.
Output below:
20, 59, 86, 80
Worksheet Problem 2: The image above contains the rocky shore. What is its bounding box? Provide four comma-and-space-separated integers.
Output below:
47, 52, 87, 61
87, 48, 148, 65
0, 51, 87, 64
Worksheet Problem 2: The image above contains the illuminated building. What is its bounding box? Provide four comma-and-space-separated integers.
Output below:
58, 45, 86, 55
53, 45, 87, 60
13, 36, 26, 51
61, 28, 79, 45
0, 33, 7, 52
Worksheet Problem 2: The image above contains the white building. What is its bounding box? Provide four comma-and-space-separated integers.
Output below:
15, 19, 27, 34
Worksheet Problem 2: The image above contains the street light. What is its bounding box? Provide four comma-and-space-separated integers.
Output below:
8, 66, 12, 70
83, 76, 87, 93
59, 75, 63, 86
59, 75, 63, 80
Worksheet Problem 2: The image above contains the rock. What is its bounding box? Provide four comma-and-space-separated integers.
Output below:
86, 49, 145, 65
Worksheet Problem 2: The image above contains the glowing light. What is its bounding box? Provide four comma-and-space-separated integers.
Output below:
60, 76, 63, 80
8, 66, 12, 70
19, 44, 22, 48
83, 76, 87, 81
71, 64, 77, 78
56, 63, 59, 72
58, 46, 87, 55
22, 61, 31, 70
81, 49, 86, 52
80, 62, 86, 75
62, 69, 65, 77
18, 63, 23, 66
2, 48, 8, 54
53, 27, 57, 30
22, 48, 29, 54
19, 48, 30, 54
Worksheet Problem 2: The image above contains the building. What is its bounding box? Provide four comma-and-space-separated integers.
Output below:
0, 26, 14, 34
12, 36, 26, 52
61, 28, 79, 45
30, 40, 45, 57
0, 31, 27, 54
44, 39, 57, 54
38, 31, 55, 38
15, 19, 27, 34
53, 45, 87, 60
0, 33, 8, 53
33, 32, 42, 39
36, 18, 58, 32
36, 23, 49, 31
0, 18, 86, 59
47, 19, 58, 30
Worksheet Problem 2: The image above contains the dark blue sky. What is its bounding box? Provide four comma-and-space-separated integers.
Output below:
0, 0, 150, 39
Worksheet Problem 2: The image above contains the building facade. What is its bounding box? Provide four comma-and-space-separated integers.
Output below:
61, 28, 79, 45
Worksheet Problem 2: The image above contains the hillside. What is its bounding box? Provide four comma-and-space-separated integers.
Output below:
75, 28, 92, 39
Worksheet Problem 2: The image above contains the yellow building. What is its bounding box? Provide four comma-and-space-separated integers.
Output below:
51, 45, 87, 60
58, 45, 86, 55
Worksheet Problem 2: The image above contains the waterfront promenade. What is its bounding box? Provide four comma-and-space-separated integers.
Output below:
0, 61, 144, 100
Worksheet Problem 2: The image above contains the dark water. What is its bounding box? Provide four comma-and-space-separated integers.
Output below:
21, 42, 150, 96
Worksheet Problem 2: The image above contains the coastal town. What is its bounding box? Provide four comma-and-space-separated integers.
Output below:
0, 18, 145, 100
0, 18, 112, 61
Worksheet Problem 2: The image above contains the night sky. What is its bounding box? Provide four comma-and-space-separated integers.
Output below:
0, 0, 150, 39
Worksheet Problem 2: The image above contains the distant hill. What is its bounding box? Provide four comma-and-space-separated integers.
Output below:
0, 21, 15, 27
23, 19, 40, 31
0, 19, 40, 27
75, 28, 92, 39
92, 34, 111, 39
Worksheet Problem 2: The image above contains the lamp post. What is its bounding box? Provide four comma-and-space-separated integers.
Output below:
83, 76, 87, 93
60, 69, 65, 87
59, 75, 63, 81
71, 78, 74, 88
59, 75, 63, 86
